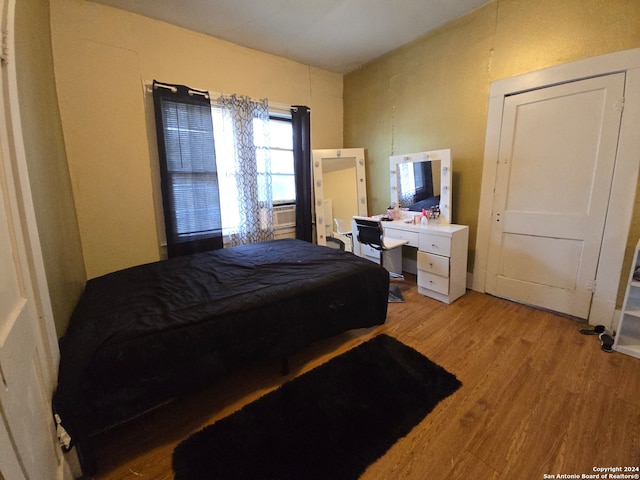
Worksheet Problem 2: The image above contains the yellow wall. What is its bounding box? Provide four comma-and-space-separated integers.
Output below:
345, 0, 640, 292
50, 0, 344, 279
16, 0, 86, 336
47, 0, 640, 305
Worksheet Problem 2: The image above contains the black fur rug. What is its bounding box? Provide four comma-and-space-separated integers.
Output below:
172, 334, 461, 480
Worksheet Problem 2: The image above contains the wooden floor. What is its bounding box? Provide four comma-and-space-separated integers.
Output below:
85, 279, 640, 479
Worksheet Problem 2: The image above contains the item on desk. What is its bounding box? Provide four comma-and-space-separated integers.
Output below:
386, 206, 397, 220
420, 205, 441, 225
429, 205, 441, 224
421, 209, 428, 226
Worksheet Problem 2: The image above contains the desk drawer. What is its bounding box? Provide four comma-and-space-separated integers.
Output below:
384, 227, 419, 247
417, 251, 449, 278
417, 271, 449, 295
419, 233, 451, 256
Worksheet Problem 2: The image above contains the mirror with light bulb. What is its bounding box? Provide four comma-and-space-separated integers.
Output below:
390, 149, 451, 225
312, 148, 367, 247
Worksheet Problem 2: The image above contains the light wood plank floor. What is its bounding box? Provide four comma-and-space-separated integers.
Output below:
84, 279, 640, 479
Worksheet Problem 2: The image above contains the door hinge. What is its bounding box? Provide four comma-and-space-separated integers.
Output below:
0, 30, 8, 65
614, 97, 625, 113
586, 280, 597, 292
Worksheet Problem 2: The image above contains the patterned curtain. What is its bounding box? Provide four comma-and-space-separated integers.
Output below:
217, 94, 275, 246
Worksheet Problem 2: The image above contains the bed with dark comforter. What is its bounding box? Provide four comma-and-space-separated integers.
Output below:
53, 238, 389, 474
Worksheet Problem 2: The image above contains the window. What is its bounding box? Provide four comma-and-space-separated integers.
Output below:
152, 81, 301, 250
211, 107, 295, 234
152, 82, 223, 257
267, 115, 296, 205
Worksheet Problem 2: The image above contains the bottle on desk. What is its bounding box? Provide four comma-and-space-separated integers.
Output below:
421, 209, 428, 226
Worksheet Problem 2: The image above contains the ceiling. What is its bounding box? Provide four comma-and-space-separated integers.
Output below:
89, 0, 490, 74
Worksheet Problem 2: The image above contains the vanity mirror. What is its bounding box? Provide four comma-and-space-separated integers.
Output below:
390, 149, 452, 224
312, 148, 367, 246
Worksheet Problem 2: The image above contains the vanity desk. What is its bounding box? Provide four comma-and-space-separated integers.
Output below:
352, 148, 469, 304
353, 219, 469, 304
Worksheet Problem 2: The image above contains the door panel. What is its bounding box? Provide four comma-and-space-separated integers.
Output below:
499, 234, 582, 290
486, 73, 625, 318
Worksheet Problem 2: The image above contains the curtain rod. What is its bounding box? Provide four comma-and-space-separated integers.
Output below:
152, 81, 210, 99
142, 79, 292, 114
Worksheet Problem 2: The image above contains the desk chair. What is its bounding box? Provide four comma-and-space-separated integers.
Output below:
333, 218, 353, 252
325, 236, 345, 251
353, 216, 408, 279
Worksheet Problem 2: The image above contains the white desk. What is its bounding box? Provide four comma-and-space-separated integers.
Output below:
352, 219, 469, 304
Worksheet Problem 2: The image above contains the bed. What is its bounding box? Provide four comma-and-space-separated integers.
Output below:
53, 238, 390, 474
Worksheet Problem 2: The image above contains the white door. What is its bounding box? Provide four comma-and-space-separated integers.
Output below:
0, 88, 61, 480
0, 0, 63, 477
486, 73, 625, 318
0, 190, 60, 479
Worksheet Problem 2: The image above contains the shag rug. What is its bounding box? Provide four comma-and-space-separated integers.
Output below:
172, 334, 461, 480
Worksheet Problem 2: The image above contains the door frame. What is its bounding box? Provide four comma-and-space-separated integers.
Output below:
473, 48, 640, 326
0, 0, 69, 477
1, 0, 59, 377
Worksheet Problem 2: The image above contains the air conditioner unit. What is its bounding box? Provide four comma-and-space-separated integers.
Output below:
273, 205, 296, 229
